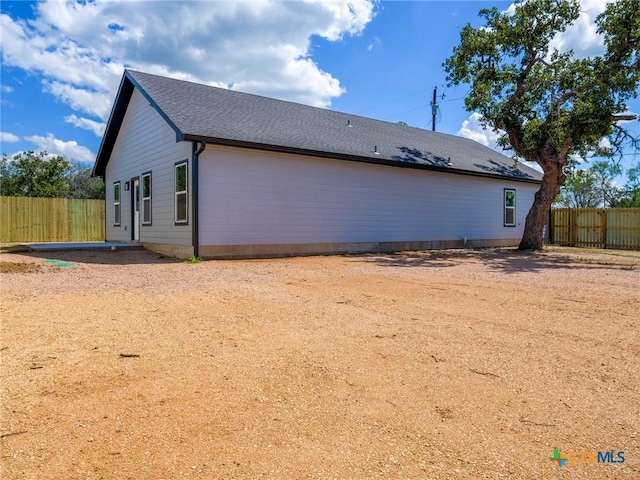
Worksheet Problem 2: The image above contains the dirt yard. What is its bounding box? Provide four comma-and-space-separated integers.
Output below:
1, 247, 638, 479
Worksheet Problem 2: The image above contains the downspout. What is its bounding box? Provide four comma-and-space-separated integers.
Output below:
192, 140, 206, 258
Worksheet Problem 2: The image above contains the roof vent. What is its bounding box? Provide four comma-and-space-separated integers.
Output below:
347, 119, 353, 127
374, 145, 380, 155
447, 157, 452, 166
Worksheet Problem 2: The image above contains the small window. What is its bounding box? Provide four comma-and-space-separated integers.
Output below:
141, 172, 152, 225
504, 189, 516, 227
113, 182, 121, 226
175, 161, 188, 224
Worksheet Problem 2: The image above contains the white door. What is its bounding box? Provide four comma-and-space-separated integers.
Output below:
132, 178, 140, 241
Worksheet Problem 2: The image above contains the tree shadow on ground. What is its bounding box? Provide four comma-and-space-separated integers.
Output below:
3, 248, 183, 266
357, 248, 638, 273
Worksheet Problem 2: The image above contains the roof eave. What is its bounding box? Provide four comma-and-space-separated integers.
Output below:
181, 134, 542, 185
92, 74, 134, 178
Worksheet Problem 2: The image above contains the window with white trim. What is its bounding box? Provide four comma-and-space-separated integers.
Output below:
504, 188, 516, 227
141, 172, 152, 225
175, 161, 188, 224
113, 181, 121, 226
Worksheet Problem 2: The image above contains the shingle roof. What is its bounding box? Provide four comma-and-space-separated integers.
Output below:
93, 70, 542, 183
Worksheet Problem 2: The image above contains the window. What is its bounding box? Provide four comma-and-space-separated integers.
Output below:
141, 172, 152, 225
113, 182, 121, 226
504, 189, 516, 227
175, 161, 188, 224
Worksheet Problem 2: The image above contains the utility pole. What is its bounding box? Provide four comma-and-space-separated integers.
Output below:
430, 86, 438, 132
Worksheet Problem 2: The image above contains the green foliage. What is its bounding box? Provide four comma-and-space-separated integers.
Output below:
0, 151, 104, 199
1, 151, 72, 197
615, 163, 640, 207
589, 161, 622, 207
187, 255, 202, 264
444, 0, 640, 248
68, 165, 106, 199
444, 0, 639, 164
555, 169, 599, 208
555, 162, 640, 208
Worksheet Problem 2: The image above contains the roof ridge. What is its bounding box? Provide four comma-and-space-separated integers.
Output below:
125, 69, 464, 140
94, 70, 543, 184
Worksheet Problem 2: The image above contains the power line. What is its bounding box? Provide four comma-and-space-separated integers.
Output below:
354, 87, 432, 116
359, 84, 471, 127
383, 104, 427, 119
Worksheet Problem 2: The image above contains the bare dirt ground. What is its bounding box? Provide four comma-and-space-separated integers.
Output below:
1, 246, 639, 479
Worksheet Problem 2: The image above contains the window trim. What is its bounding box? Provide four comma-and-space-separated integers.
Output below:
174, 160, 188, 225
504, 188, 516, 227
141, 171, 152, 226
113, 181, 121, 226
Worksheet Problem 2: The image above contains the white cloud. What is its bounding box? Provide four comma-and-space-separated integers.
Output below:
505, 0, 607, 58
503, 3, 518, 16
0, 84, 14, 106
457, 112, 502, 149
457, 113, 542, 173
25, 133, 95, 163
367, 36, 381, 52
0, 0, 376, 124
0, 132, 20, 143
549, 0, 607, 58
64, 115, 106, 137
43, 80, 114, 120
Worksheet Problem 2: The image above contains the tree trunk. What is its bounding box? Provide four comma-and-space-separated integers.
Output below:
518, 162, 564, 250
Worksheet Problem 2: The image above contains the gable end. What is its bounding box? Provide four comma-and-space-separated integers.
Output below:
93, 71, 184, 178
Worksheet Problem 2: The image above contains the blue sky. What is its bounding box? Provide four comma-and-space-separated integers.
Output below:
1, 0, 638, 180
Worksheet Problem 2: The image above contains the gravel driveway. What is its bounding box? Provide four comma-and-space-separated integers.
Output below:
1, 247, 639, 479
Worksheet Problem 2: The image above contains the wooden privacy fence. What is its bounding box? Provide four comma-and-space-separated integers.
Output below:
551, 208, 640, 250
0, 196, 105, 243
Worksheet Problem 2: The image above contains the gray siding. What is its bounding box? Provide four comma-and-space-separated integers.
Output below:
105, 89, 192, 245
198, 145, 538, 246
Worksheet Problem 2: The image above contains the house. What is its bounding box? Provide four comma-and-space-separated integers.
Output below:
93, 70, 543, 259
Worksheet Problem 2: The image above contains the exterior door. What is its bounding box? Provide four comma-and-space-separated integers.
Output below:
132, 178, 140, 241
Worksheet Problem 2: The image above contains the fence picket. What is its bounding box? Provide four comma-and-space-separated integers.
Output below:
551, 208, 640, 250
0, 196, 105, 243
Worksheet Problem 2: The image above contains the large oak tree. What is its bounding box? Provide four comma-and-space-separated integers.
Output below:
444, 0, 639, 249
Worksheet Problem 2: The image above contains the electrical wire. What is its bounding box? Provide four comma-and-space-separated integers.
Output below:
354, 87, 433, 116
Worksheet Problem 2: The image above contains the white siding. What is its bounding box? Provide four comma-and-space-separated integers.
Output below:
199, 145, 539, 245
105, 89, 192, 245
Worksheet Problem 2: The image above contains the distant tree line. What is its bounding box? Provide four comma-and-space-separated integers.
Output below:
555, 161, 640, 208
0, 151, 104, 200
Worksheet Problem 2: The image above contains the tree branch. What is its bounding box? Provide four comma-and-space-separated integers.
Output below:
559, 138, 574, 162
612, 114, 639, 122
